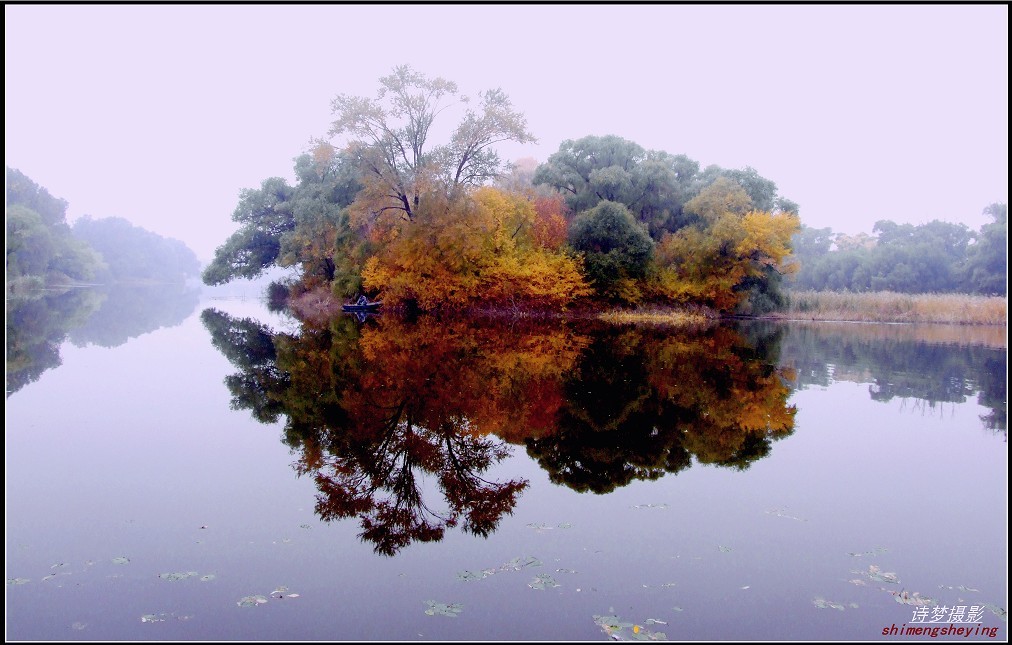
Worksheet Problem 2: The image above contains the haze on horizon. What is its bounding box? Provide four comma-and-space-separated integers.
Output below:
5, 4, 1007, 263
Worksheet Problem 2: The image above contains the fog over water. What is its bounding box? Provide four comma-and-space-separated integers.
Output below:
5, 4, 1007, 262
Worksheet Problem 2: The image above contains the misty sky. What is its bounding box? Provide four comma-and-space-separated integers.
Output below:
5, 4, 1008, 262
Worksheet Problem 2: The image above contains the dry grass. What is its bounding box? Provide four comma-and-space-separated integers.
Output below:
288, 286, 345, 325
784, 290, 1007, 326
597, 305, 714, 326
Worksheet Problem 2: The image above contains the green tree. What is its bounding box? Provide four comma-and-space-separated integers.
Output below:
963, 202, 1007, 295
6, 168, 103, 285
6, 167, 69, 226
533, 135, 699, 237
567, 200, 654, 302
202, 177, 297, 285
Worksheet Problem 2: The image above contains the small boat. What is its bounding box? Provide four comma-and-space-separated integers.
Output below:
342, 296, 382, 313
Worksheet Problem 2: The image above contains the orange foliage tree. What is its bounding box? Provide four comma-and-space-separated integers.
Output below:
361, 187, 590, 310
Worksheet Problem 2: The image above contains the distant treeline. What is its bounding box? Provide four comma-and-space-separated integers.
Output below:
789, 208, 1007, 296
6, 167, 201, 288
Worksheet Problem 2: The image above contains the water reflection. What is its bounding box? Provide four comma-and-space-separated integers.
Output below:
202, 310, 798, 552
526, 325, 797, 493
5, 283, 200, 396
769, 321, 1007, 432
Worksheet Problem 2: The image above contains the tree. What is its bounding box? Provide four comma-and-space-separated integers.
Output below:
72, 216, 200, 283
533, 135, 699, 237
650, 178, 800, 312
567, 200, 654, 302
202, 177, 296, 285
963, 202, 1007, 295
361, 187, 590, 310
329, 65, 535, 230
6, 167, 69, 227
6, 168, 103, 284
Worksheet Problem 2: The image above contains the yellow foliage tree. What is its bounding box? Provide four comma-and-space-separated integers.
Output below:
649, 178, 799, 311
362, 187, 590, 310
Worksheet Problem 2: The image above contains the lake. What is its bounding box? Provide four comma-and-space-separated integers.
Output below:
5, 285, 1007, 641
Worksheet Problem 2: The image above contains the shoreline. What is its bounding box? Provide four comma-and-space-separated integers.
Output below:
286, 287, 1008, 328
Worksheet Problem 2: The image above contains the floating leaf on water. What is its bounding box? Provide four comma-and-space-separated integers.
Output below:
237, 595, 268, 607
765, 508, 807, 522
529, 574, 560, 590
112, 557, 130, 565
299, 524, 312, 529
956, 585, 981, 593
140, 614, 165, 623
456, 570, 485, 582
7, 578, 30, 585
501, 556, 542, 571
558, 522, 573, 529
594, 613, 667, 641
51, 562, 66, 569
594, 614, 634, 632
812, 597, 846, 611
556, 568, 578, 574
740, 585, 750, 590
424, 600, 463, 617
200, 574, 216, 582
527, 523, 553, 531
718, 546, 732, 553
866, 565, 899, 584
71, 622, 87, 630
659, 582, 676, 588
159, 572, 198, 582
984, 604, 1007, 622
849, 603, 859, 609
671, 607, 683, 612
631, 503, 669, 510
645, 619, 667, 625
848, 546, 888, 557
890, 591, 934, 607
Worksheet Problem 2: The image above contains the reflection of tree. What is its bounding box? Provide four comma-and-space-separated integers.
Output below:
772, 321, 1006, 432
68, 284, 200, 348
6, 288, 104, 395
6, 284, 202, 396
205, 311, 799, 548
525, 325, 797, 493
976, 355, 1007, 435
202, 312, 574, 555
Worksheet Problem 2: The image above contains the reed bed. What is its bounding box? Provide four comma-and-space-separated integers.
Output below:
784, 290, 1007, 326
596, 305, 714, 326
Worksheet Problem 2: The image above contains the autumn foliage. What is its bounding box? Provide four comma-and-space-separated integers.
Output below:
649, 178, 800, 311
202, 308, 798, 550
361, 187, 591, 310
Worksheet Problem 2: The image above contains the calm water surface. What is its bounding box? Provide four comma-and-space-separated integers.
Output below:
5, 288, 1007, 641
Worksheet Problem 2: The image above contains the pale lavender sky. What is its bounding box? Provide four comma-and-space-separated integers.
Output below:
5, 4, 1008, 262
